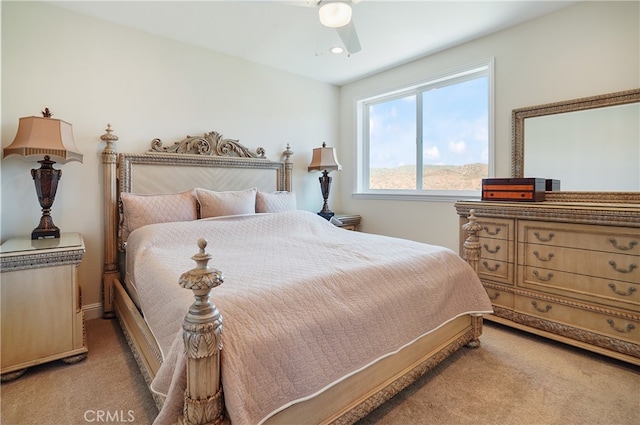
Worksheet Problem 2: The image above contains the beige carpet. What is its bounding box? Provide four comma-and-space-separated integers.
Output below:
1, 318, 638, 425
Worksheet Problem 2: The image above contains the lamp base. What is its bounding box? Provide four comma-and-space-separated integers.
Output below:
32, 226, 60, 240
317, 170, 335, 221
317, 211, 334, 221
31, 155, 62, 240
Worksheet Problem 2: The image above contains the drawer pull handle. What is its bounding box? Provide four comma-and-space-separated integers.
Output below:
608, 261, 637, 274
608, 283, 637, 296
532, 270, 554, 282
482, 261, 500, 272
606, 319, 636, 334
483, 226, 501, 236
531, 301, 552, 313
533, 251, 554, 262
534, 231, 555, 242
483, 244, 501, 254
609, 238, 638, 251
488, 292, 500, 300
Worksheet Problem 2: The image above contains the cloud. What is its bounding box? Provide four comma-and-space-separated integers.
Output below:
448, 140, 467, 154
423, 146, 440, 160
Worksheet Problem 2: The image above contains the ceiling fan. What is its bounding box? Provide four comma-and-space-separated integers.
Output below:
302, 0, 363, 55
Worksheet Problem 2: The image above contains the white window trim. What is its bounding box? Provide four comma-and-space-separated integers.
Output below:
354, 58, 495, 202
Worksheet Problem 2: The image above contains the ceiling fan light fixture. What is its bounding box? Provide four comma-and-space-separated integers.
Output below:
319, 1, 352, 28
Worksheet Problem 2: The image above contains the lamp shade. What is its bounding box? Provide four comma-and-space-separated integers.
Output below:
318, 1, 352, 28
3, 116, 83, 164
308, 142, 342, 172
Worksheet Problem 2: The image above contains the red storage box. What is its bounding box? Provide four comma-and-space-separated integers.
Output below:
482, 178, 546, 202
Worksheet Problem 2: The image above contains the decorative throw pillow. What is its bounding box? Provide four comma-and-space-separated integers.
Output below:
256, 191, 297, 213
120, 190, 198, 241
196, 187, 257, 218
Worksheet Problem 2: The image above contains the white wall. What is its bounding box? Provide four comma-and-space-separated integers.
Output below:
1, 1, 339, 318
339, 1, 639, 249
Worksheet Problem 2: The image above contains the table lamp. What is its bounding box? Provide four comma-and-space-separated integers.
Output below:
308, 142, 342, 220
3, 108, 83, 239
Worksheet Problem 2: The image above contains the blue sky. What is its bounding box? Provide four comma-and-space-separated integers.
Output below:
369, 77, 488, 168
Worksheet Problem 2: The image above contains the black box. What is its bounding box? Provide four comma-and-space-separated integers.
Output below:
545, 179, 561, 191
482, 178, 546, 202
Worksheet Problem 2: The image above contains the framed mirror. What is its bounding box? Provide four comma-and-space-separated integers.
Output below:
512, 88, 640, 199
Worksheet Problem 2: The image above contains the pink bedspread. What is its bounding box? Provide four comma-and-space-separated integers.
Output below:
125, 210, 492, 424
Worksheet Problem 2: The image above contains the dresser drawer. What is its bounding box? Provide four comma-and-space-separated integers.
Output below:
478, 217, 514, 241
480, 238, 511, 262
479, 259, 514, 284
515, 295, 640, 344
482, 284, 514, 309
519, 221, 640, 255
476, 219, 514, 283
519, 243, 639, 284
520, 265, 640, 308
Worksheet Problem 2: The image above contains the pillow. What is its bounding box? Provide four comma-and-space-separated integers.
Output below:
256, 191, 297, 213
196, 187, 257, 218
120, 190, 198, 241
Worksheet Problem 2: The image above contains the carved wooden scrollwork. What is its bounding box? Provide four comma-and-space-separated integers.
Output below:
150, 131, 266, 159
462, 209, 483, 275
467, 314, 483, 348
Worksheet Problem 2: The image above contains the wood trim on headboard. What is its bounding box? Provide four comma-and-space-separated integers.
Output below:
100, 125, 294, 317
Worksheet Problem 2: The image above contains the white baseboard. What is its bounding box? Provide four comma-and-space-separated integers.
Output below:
83, 303, 104, 321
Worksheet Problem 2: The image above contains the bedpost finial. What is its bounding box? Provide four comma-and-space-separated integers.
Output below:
101, 123, 119, 142
284, 144, 293, 162
179, 238, 224, 294
197, 237, 207, 252
463, 209, 481, 232
100, 123, 119, 156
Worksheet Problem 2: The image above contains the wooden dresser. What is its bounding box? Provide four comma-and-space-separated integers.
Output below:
455, 196, 639, 365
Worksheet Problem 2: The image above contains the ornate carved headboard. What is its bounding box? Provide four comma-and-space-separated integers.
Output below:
100, 125, 293, 317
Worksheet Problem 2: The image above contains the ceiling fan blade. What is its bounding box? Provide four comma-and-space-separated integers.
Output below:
336, 21, 361, 54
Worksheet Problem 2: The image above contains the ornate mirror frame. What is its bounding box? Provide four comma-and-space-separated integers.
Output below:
511, 88, 640, 203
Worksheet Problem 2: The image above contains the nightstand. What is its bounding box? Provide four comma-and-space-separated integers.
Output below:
1, 233, 87, 381
332, 214, 361, 231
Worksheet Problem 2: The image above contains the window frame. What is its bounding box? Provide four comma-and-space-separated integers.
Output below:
355, 59, 495, 202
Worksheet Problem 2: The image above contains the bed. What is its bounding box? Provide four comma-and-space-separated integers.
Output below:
99, 125, 492, 425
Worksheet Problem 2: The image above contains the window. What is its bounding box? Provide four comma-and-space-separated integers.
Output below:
356, 60, 493, 200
